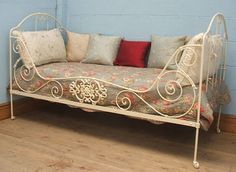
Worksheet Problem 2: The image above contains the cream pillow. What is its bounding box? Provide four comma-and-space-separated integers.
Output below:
66, 31, 90, 62
148, 35, 186, 69
14, 29, 66, 67
82, 35, 122, 65
177, 33, 223, 86
185, 36, 192, 44
208, 35, 223, 76
177, 33, 204, 85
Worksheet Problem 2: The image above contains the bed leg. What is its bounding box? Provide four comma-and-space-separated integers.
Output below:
10, 94, 15, 120
216, 105, 222, 134
193, 126, 200, 169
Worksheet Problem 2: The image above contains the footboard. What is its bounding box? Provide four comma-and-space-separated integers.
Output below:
9, 12, 228, 169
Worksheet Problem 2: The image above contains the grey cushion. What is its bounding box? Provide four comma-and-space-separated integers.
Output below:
82, 34, 122, 65
148, 35, 186, 69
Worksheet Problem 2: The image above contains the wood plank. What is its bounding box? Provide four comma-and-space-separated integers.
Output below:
0, 98, 50, 121
220, 114, 236, 134
0, 106, 236, 171
212, 113, 236, 134
0, 102, 10, 121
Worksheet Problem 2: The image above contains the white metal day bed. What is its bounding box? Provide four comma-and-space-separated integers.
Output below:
9, 13, 229, 169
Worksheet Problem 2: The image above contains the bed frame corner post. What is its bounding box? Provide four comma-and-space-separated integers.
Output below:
10, 94, 15, 120
9, 29, 15, 120
192, 33, 209, 170
193, 123, 200, 169
216, 105, 222, 133
216, 18, 228, 134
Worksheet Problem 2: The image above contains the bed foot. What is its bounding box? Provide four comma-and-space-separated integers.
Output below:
216, 105, 222, 134
193, 161, 200, 169
193, 126, 200, 169
10, 94, 15, 120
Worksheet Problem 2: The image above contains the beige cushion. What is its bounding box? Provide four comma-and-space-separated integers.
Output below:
208, 35, 223, 76
14, 29, 66, 67
185, 36, 192, 44
177, 33, 223, 86
82, 35, 122, 65
177, 33, 204, 85
66, 31, 90, 62
148, 35, 186, 69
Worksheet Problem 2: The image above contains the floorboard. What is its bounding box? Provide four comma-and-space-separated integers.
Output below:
0, 104, 235, 172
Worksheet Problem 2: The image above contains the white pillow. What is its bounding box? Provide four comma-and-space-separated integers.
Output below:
66, 31, 90, 62
14, 29, 66, 67
82, 34, 122, 65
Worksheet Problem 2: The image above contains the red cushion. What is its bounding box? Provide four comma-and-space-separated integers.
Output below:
114, 40, 151, 68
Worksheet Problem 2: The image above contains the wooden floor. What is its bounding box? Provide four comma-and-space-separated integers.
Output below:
0, 105, 236, 172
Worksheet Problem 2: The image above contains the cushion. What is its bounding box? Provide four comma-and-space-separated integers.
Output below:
114, 40, 151, 68
208, 35, 223, 76
66, 31, 90, 62
14, 29, 66, 67
82, 35, 122, 65
177, 33, 204, 85
147, 35, 186, 69
185, 36, 192, 44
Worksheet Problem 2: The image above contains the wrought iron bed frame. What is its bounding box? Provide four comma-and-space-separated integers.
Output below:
9, 13, 228, 169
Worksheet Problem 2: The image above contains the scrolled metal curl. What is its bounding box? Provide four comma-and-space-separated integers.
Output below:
13, 39, 23, 54
180, 47, 198, 67
20, 65, 35, 82
115, 90, 132, 111
156, 71, 185, 103
157, 70, 196, 118
50, 81, 63, 99
13, 58, 64, 98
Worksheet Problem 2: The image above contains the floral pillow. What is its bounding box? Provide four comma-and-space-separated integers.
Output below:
14, 29, 66, 67
82, 34, 122, 65
66, 31, 90, 62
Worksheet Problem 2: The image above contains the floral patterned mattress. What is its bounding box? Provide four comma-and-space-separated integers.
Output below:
12, 62, 230, 130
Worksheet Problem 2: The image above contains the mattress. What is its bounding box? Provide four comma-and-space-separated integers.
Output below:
12, 62, 231, 130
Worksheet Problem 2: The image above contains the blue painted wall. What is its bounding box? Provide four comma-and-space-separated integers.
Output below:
0, 0, 57, 104
1, 0, 236, 115
64, 0, 236, 115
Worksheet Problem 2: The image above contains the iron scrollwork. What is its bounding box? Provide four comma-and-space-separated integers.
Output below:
69, 79, 107, 105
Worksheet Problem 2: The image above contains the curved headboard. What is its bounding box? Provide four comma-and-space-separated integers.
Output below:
9, 13, 66, 84
201, 13, 228, 91
205, 13, 228, 40
10, 12, 64, 35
